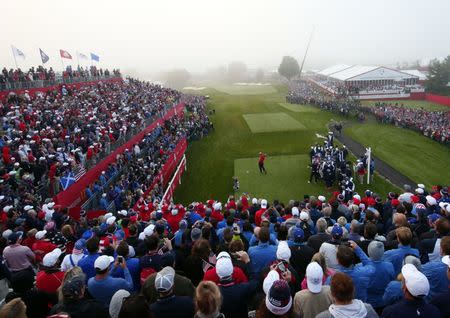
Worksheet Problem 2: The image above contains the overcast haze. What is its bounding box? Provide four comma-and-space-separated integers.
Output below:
2, 0, 450, 74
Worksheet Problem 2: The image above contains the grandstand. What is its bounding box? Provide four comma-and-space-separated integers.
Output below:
312, 64, 426, 100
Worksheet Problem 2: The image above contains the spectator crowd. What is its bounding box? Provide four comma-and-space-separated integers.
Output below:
287, 81, 450, 144
0, 178, 449, 318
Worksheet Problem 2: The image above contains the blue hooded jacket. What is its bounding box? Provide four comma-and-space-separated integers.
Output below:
383, 245, 419, 275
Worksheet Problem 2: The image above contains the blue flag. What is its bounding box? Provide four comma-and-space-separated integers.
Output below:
90, 52, 100, 62
60, 172, 76, 190
39, 48, 49, 64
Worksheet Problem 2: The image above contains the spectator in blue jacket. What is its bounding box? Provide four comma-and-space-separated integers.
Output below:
362, 240, 395, 309
111, 241, 140, 292
326, 242, 374, 302
382, 254, 422, 306
421, 235, 450, 301
88, 255, 134, 307
78, 236, 101, 281
381, 264, 440, 318
383, 227, 419, 275
248, 226, 277, 279
431, 253, 450, 318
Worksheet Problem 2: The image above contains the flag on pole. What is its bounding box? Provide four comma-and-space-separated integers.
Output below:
11, 45, 26, 61
60, 49, 72, 59
90, 52, 100, 62
60, 172, 76, 190
77, 52, 88, 60
39, 48, 49, 64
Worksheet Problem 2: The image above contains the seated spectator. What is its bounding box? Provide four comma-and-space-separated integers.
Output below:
88, 255, 133, 307
194, 281, 225, 318
317, 272, 378, 318
382, 264, 440, 318
149, 266, 194, 318
294, 262, 332, 318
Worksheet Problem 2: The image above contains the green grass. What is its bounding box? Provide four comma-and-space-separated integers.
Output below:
361, 99, 449, 112
278, 103, 321, 113
174, 86, 400, 204
242, 113, 305, 133
345, 122, 450, 188
213, 84, 276, 95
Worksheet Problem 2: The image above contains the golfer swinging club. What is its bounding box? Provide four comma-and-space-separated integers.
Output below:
258, 152, 267, 174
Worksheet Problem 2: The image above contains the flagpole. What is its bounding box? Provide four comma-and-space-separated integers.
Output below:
60, 55, 65, 73
11, 45, 18, 69
76, 51, 80, 68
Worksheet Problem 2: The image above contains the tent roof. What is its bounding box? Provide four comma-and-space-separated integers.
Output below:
401, 69, 427, 80
318, 64, 351, 76
330, 65, 378, 81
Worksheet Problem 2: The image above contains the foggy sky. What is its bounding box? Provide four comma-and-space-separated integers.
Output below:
2, 0, 449, 74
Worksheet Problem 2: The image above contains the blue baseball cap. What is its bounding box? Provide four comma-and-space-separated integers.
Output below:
428, 213, 442, 223
74, 239, 86, 251
291, 227, 304, 242
115, 230, 125, 241
331, 224, 343, 238
82, 230, 93, 240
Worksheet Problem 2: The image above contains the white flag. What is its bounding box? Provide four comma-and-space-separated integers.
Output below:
11, 45, 26, 61
77, 52, 88, 60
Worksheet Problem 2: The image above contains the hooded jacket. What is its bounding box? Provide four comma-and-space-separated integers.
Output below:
316, 300, 378, 318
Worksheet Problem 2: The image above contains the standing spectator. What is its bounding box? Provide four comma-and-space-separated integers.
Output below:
49, 273, 109, 318
317, 272, 378, 318
381, 264, 440, 318
255, 279, 293, 317
308, 218, 332, 252
36, 248, 65, 293
149, 266, 194, 318
3, 232, 35, 277
319, 224, 344, 269
0, 298, 27, 318
88, 255, 133, 307
294, 262, 332, 318
431, 254, 450, 318
248, 226, 277, 279
78, 236, 100, 281
194, 281, 225, 318
382, 227, 419, 275
61, 239, 87, 271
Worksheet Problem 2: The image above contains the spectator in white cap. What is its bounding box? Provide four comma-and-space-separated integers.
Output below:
256, 279, 293, 316
284, 206, 300, 229
382, 264, 440, 318
255, 199, 268, 226
294, 262, 332, 318
87, 254, 133, 307
36, 248, 64, 294
109, 289, 130, 318
149, 266, 194, 318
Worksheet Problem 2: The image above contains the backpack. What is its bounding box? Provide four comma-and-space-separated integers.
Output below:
140, 267, 157, 285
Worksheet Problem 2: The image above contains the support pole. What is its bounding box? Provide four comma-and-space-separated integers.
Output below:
366, 147, 371, 185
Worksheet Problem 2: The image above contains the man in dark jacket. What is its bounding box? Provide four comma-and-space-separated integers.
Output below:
308, 218, 331, 252
149, 266, 194, 318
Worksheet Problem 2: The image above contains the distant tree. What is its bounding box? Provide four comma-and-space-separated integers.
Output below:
278, 56, 300, 80
426, 56, 450, 94
164, 69, 191, 89
255, 68, 265, 82
227, 61, 247, 82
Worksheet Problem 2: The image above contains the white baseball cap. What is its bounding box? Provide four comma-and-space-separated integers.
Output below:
155, 266, 175, 292
263, 270, 280, 294
300, 211, 309, 221
252, 198, 258, 205
94, 255, 115, 271
118, 210, 128, 216
35, 230, 47, 240
318, 196, 326, 202
291, 207, 299, 217
42, 248, 62, 267
216, 252, 233, 279
106, 216, 116, 225
306, 262, 323, 293
401, 263, 430, 297
261, 199, 268, 209
426, 195, 437, 206
276, 241, 291, 262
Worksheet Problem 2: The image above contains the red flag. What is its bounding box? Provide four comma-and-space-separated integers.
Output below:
59, 49, 72, 59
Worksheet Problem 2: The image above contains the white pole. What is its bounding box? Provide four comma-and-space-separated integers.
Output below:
366, 147, 371, 185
